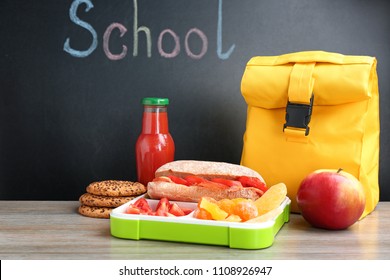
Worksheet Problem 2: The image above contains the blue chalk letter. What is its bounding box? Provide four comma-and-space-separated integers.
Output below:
217, 0, 235, 60
64, 0, 97, 58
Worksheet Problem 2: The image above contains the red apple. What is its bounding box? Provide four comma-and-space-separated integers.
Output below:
296, 169, 366, 230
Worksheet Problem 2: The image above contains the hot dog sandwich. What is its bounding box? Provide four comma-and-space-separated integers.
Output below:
147, 160, 267, 202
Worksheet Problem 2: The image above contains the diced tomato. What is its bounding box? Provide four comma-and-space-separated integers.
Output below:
156, 210, 169, 216
125, 205, 141, 214
184, 175, 208, 185
125, 197, 193, 218
211, 178, 243, 187
133, 198, 153, 214
237, 176, 268, 192
180, 207, 193, 215
168, 202, 185, 216
167, 175, 190, 186
156, 197, 171, 210
155, 197, 171, 216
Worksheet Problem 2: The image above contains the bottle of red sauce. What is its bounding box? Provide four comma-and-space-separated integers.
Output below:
135, 97, 175, 186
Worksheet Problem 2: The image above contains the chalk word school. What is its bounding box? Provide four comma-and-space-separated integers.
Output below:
64, 0, 235, 60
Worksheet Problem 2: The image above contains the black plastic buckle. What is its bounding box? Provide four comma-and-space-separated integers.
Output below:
283, 94, 314, 136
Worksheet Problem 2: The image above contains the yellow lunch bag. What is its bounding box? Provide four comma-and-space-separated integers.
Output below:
240, 51, 379, 218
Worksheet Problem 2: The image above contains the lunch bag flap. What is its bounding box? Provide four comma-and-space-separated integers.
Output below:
241, 51, 375, 109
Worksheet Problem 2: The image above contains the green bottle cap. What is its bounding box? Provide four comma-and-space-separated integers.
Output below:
141, 97, 169, 106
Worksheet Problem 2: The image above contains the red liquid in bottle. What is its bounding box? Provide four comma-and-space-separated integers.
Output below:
135, 98, 175, 186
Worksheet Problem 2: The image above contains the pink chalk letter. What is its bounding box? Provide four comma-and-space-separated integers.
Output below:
185, 28, 208, 59
158, 29, 180, 58
103, 23, 128, 60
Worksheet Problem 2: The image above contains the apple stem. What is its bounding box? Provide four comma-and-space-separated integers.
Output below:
337, 168, 343, 173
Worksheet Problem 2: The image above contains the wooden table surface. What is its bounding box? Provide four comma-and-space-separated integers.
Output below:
1, 201, 389, 260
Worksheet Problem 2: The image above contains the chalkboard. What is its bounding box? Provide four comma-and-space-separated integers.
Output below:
1, 0, 389, 201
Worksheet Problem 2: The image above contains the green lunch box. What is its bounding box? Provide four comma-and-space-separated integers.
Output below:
110, 195, 290, 250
